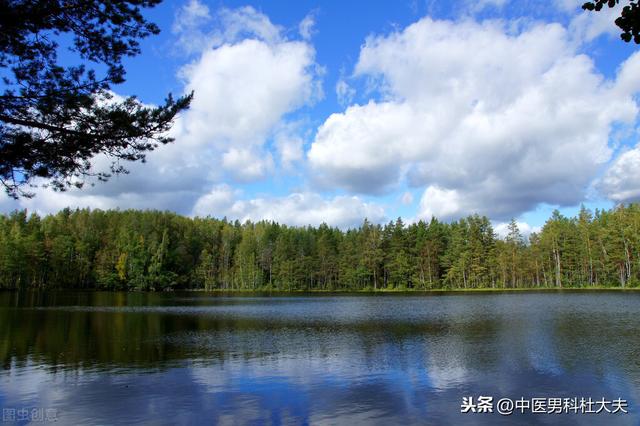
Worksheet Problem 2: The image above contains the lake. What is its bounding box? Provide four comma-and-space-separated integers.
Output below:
0, 291, 638, 425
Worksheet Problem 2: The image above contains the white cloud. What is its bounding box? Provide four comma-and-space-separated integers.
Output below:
190, 184, 239, 216
157, 7, 322, 189
222, 148, 275, 182
192, 186, 386, 228
417, 186, 464, 221
613, 51, 640, 95
299, 12, 316, 40
217, 6, 284, 46
180, 38, 318, 149
171, 3, 321, 181
172, 0, 212, 55
309, 17, 640, 220
172, 21, 321, 181
335, 79, 356, 107
273, 123, 305, 169
310, 101, 426, 194
598, 146, 640, 203
173, 3, 284, 54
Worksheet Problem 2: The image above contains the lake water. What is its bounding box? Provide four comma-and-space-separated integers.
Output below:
0, 291, 639, 425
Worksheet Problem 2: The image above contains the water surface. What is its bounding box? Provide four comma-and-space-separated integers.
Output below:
0, 291, 638, 424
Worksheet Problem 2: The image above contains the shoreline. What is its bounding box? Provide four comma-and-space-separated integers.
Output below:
2, 286, 640, 294
179, 286, 640, 293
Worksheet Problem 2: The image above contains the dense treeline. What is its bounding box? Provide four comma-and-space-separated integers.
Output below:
1, 205, 640, 290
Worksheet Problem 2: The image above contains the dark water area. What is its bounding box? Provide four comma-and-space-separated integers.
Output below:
0, 291, 639, 425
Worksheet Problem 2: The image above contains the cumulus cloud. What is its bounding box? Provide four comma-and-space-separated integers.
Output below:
417, 186, 465, 221
178, 36, 320, 159
192, 185, 385, 228
139, 6, 321, 192
168, 6, 322, 184
309, 17, 640, 220
598, 146, 640, 203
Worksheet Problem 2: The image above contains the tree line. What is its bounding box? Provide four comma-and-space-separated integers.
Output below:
1, 204, 640, 291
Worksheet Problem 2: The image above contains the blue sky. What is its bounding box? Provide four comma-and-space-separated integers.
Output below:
3, 0, 640, 236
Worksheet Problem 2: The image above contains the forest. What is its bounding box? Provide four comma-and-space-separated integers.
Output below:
1, 204, 639, 291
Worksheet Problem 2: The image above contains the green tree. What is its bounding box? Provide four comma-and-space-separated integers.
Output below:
504, 219, 524, 288
577, 205, 596, 286
316, 223, 340, 290
148, 228, 174, 290
273, 228, 296, 290
235, 223, 261, 289
338, 229, 361, 290
442, 219, 470, 288
383, 218, 412, 289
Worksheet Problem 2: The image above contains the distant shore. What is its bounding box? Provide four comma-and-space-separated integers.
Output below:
181, 286, 640, 293
3, 286, 639, 294
4, 206, 640, 292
